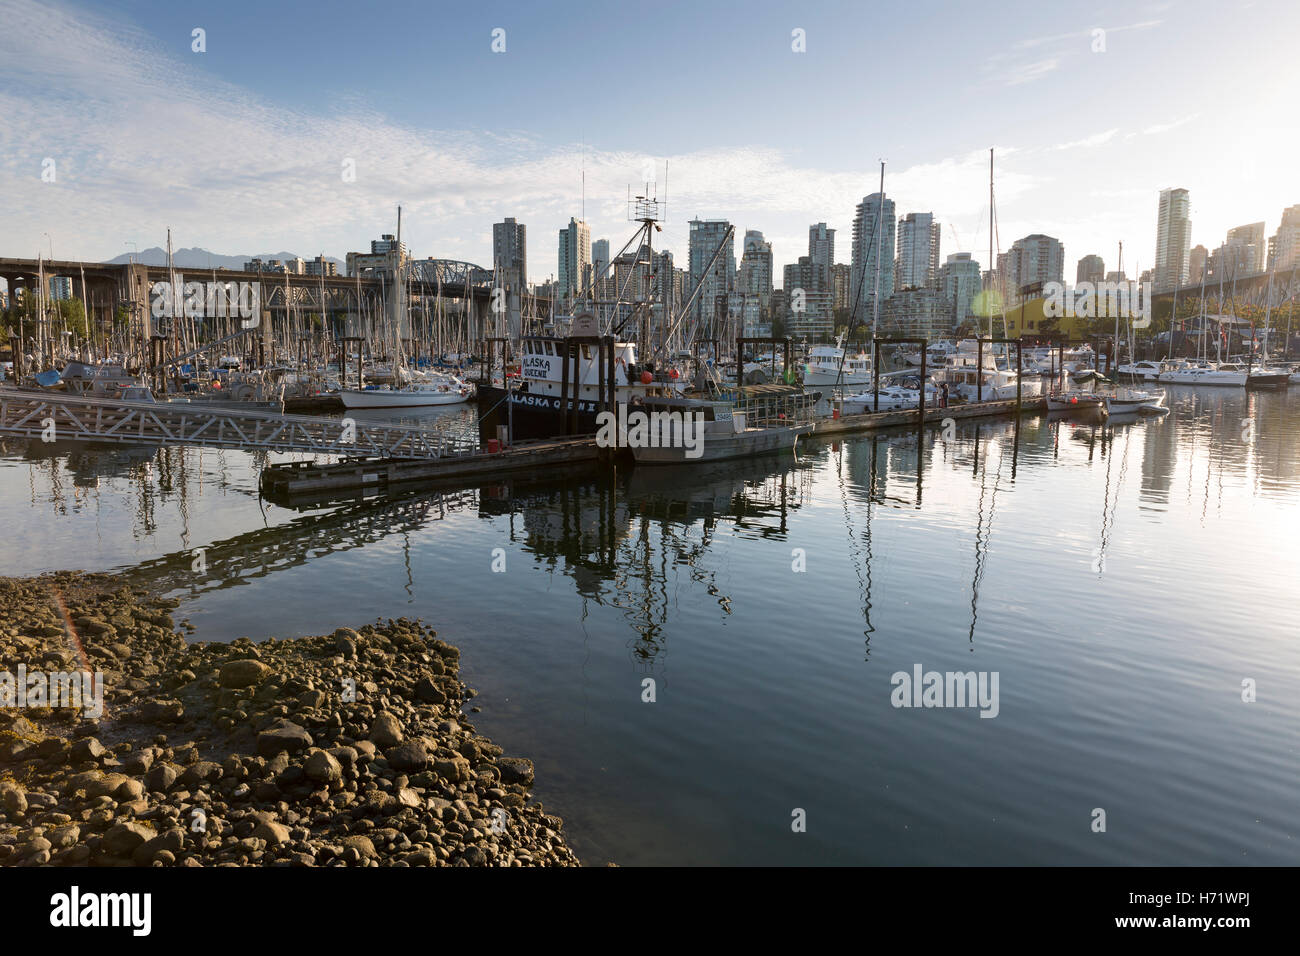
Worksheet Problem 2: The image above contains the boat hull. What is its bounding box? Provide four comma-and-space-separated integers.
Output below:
1246, 372, 1289, 389
339, 388, 469, 408
631, 423, 814, 464
803, 369, 876, 388
475, 384, 605, 440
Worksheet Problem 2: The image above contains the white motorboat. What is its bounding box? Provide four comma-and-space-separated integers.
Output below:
932, 340, 1043, 402
803, 337, 873, 387
840, 382, 940, 414
902, 340, 957, 368
339, 374, 473, 408
1061, 344, 1096, 372
1116, 360, 1163, 382
1156, 362, 1247, 386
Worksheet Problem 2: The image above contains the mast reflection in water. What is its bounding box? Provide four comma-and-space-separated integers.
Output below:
1, 387, 1297, 866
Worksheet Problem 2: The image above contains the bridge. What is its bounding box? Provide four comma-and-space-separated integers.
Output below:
0, 255, 552, 353
1150, 268, 1300, 310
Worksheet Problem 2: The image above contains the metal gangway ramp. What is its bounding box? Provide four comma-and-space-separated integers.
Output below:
0, 387, 476, 459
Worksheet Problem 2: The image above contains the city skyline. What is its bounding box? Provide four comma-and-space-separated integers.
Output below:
3, 0, 1299, 291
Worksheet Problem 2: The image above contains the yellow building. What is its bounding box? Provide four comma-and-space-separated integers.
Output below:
999, 296, 1108, 339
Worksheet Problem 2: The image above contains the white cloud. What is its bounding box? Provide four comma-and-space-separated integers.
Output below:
1052, 129, 1121, 151
0, 0, 1039, 280
1003, 58, 1060, 86
1143, 114, 1200, 135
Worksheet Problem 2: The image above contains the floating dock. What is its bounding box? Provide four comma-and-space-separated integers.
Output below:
259, 437, 601, 499
812, 397, 1048, 440
258, 397, 1047, 501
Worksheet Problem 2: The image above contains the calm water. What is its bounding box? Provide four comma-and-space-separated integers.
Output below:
2, 388, 1298, 866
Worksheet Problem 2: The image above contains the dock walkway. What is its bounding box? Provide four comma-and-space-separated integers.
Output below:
0, 386, 473, 459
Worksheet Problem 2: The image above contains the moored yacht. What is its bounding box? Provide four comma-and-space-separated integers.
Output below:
1156, 362, 1247, 386
931, 339, 1043, 402
1116, 360, 1163, 382
338, 372, 473, 408
803, 336, 873, 387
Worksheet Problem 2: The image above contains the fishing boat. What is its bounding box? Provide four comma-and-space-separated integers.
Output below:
474, 330, 680, 440
627, 394, 815, 464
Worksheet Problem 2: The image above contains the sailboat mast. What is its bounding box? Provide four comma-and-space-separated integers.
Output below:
871, 160, 885, 344
988, 149, 994, 342
1114, 241, 1122, 355
1262, 255, 1277, 363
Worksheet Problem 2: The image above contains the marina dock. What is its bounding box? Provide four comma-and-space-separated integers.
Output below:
258, 396, 1047, 500
258, 436, 602, 499
812, 396, 1048, 439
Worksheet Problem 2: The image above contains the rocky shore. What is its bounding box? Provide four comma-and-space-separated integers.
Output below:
0, 571, 578, 866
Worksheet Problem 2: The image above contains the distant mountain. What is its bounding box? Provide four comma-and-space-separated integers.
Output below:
103, 247, 344, 271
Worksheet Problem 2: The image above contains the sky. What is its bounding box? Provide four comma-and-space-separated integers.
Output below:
2, 0, 1298, 285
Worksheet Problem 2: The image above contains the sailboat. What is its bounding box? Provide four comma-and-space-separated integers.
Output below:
1245, 258, 1290, 388
337, 208, 475, 408
932, 150, 1041, 404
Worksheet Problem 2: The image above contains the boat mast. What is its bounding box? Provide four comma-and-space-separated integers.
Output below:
1114, 242, 1123, 365
1261, 254, 1277, 365
871, 160, 885, 345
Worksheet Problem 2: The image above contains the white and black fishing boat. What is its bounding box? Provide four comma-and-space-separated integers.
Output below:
474, 326, 682, 440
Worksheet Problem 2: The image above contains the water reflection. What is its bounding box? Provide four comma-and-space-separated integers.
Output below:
2, 388, 1298, 864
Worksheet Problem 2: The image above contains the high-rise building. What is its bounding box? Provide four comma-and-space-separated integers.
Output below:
688, 218, 735, 325
48, 276, 72, 300
850, 193, 896, 320
591, 238, 610, 284
831, 263, 851, 312
782, 257, 832, 340
1005, 234, 1064, 299
882, 288, 954, 339
939, 253, 982, 324
1076, 254, 1105, 285
808, 223, 835, 292
738, 230, 773, 303
1269, 204, 1300, 273
895, 212, 940, 291
650, 249, 673, 303
1223, 222, 1266, 277
304, 255, 338, 277
558, 217, 591, 303
492, 218, 528, 286
1188, 245, 1208, 285
1154, 187, 1191, 292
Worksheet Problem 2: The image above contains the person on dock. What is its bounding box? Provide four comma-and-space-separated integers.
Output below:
939, 382, 949, 409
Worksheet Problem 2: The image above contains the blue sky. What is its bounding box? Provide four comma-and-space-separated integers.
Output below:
3, 0, 1297, 283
